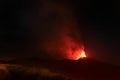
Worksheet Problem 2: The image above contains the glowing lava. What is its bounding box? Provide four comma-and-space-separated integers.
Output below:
75, 51, 86, 60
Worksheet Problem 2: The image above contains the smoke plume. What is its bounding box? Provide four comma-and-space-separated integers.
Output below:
31, 0, 84, 60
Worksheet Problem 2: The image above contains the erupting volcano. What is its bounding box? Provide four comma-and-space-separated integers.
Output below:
75, 51, 86, 60
31, 0, 87, 61
67, 45, 86, 60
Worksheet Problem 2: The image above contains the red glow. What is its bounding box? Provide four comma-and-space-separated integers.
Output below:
75, 51, 86, 60
67, 46, 87, 60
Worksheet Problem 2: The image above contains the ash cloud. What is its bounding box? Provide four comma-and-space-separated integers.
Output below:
31, 0, 84, 59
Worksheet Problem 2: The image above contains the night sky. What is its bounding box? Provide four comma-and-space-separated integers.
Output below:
72, 0, 120, 65
0, 0, 120, 65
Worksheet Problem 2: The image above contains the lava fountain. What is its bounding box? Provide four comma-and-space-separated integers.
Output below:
66, 44, 87, 60
75, 51, 86, 60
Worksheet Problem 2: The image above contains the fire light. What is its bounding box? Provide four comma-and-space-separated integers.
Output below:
75, 51, 86, 60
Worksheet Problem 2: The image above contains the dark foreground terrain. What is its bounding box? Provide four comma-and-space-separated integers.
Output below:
0, 58, 120, 80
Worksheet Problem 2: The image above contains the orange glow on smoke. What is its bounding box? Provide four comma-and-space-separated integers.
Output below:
75, 51, 86, 60
67, 48, 87, 60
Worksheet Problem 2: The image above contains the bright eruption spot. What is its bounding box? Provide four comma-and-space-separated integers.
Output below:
71, 50, 86, 60
68, 48, 87, 60
76, 51, 86, 60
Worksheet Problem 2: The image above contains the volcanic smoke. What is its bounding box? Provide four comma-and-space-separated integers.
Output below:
31, 0, 86, 60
